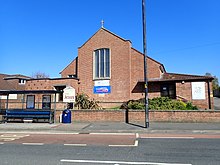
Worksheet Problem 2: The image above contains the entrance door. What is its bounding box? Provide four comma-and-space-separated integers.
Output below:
161, 83, 176, 99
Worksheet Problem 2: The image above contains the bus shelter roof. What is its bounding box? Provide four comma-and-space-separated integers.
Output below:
0, 90, 61, 95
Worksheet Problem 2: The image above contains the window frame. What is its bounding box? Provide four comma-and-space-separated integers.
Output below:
26, 95, 35, 109
93, 48, 111, 80
160, 83, 176, 99
42, 95, 51, 110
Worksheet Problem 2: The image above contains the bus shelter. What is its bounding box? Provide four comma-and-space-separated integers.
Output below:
0, 90, 61, 123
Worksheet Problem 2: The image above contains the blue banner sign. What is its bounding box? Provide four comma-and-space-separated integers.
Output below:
94, 86, 111, 94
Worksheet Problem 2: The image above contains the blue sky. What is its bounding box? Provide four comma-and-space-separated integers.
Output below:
1, 0, 219, 81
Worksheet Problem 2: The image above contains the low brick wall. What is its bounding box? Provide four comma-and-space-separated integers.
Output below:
55, 110, 220, 123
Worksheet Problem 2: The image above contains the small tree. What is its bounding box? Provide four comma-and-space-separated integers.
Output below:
32, 71, 49, 79
205, 73, 219, 90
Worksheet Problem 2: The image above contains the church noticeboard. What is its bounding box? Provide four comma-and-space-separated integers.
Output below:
192, 82, 206, 100
63, 86, 75, 103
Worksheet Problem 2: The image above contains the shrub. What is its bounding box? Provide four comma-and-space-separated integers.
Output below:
186, 102, 198, 110
128, 101, 145, 110
75, 93, 101, 109
121, 97, 198, 110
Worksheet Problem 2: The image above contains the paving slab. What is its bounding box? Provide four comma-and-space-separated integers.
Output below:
0, 122, 220, 134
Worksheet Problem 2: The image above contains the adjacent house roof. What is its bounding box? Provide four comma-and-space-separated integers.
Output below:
3, 74, 31, 80
0, 74, 30, 91
0, 74, 16, 90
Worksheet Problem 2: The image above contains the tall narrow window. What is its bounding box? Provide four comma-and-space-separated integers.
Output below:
26, 95, 35, 109
94, 48, 110, 79
42, 95, 51, 110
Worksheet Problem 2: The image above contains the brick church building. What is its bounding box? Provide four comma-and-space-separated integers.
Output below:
1, 27, 213, 110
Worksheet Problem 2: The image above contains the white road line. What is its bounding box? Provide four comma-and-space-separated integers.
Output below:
22, 143, 44, 145
64, 144, 87, 146
90, 133, 135, 136
60, 159, 192, 165
0, 134, 29, 137
134, 140, 139, 146
0, 142, 4, 144
142, 137, 194, 139
2, 138, 16, 141
0, 132, 79, 135
0, 134, 30, 142
109, 140, 138, 147
136, 133, 139, 138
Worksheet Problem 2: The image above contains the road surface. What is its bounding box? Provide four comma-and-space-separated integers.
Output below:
0, 133, 220, 165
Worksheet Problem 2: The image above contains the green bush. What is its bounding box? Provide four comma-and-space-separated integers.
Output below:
186, 102, 198, 110
75, 93, 101, 109
128, 101, 145, 110
121, 97, 198, 110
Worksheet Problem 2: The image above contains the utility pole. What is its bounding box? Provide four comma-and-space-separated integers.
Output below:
142, 0, 149, 128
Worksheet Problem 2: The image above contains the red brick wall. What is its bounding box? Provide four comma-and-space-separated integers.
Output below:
78, 28, 132, 102
76, 28, 163, 104
26, 78, 79, 91
25, 78, 79, 110
130, 49, 162, 100
55, 110, 220, 123
176, 81, 214, 109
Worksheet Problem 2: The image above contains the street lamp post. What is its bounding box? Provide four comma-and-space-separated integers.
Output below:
142, 0, 149, 128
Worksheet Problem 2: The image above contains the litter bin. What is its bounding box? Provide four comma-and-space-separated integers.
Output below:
62, 109, 71, 123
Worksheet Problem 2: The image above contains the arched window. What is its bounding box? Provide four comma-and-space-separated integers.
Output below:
94, 48, 110, 79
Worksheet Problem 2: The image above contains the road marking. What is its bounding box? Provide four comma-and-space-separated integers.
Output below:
60, 159, 192, 165
64, 144, 87, 146
109, 140, 138, 147
0, 134, 29, 142
1, 138, 16, 141
0, 134, 29, 137
90, 133, 135, 136
0, 132, 79, 135
142, 137, 194, 139
22, 143, 44, 145
134, 140, 139, 146
0, 142, 4, 144
136, 133, 139, 138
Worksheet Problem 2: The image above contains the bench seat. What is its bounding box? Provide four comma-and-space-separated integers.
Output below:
4, 110, 53, 123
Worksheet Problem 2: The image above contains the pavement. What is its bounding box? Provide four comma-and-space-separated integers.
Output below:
0, 121, 220, 134
214, 97, 220, 110
0, 97, 219, 135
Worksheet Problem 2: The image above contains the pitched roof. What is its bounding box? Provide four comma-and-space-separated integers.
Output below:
79, 27, 132, 49
148, 72, 214, 82
0, 74, 17, 90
